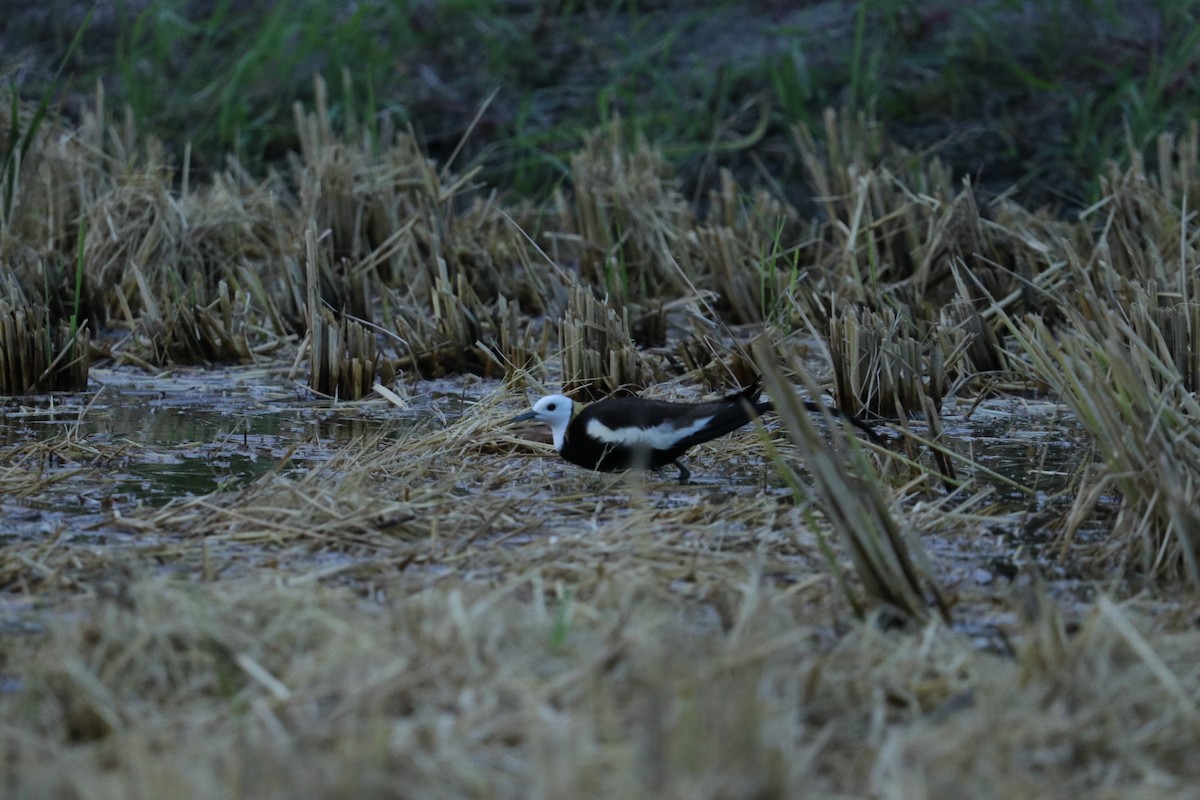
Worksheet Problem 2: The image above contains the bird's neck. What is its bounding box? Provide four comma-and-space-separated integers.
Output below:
550, 402, 575, 452
550, 419, 568, 452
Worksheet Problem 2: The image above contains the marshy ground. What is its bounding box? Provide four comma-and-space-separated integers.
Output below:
4, 2, 1200, 797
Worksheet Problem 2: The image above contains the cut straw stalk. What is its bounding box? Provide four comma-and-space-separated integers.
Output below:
0, 301, 89, 395
827, 306, 946, 418
134, 293, 253, 366
304, 227, 378, 400
559, 118, 694, 306
559, 284, 656, 401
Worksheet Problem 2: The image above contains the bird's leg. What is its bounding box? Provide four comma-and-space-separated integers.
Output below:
673, 461, 691, 484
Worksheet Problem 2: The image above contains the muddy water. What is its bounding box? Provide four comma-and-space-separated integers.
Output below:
0, 365, 462, 545
1, 367, 1111, 648
940, 395, 1087, 499
1, 371, 1089, 512
1, 369, 1091, 552
4, 368, 388, 498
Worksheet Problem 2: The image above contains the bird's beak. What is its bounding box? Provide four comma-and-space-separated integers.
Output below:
510, 410, 537, 424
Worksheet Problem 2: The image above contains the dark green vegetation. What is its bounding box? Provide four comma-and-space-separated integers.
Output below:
4, 1, 1200, 797
7, 1, 1199, 202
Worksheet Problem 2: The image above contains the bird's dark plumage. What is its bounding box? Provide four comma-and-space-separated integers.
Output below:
512, 380, 882, 483
512, 383, 770, 483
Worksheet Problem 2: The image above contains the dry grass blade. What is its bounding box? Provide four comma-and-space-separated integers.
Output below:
754, 341, 948, 624
1007, 308, 1200, 584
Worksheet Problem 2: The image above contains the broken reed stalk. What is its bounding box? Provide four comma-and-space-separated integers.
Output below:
308, 308, 379, 401
305, 227, 378, 400
558, 284, 655, 401
754, 342, 949, 624
828, 306, 945, 418
134, 285, 253, 366
0, 301, 89, 394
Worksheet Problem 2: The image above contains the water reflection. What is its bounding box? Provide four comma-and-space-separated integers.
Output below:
939, 397, 1088, 501
0, 365, 419, 507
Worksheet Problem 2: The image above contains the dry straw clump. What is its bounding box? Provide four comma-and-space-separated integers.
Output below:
82, 175, 186, 320
0, 299, 88, 393
559, 284, 659, 400
555, 119, 696, 307
875, 596, 1200, 797
6, 551, 1200, 798
827, 305, 946, 418
0, 87, 117, 250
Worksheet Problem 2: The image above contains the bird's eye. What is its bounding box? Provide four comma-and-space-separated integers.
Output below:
546, 403, 557, 411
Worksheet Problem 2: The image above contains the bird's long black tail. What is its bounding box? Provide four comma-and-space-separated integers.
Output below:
798, 399, 885, 444
744, 383, 884, 444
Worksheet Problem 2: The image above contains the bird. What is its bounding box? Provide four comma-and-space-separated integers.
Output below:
510, 382, 772, 483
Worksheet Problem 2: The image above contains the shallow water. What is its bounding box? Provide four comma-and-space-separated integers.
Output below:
0, 365, 1122, 659
1, 370, 1095, 566
2, 373, 1090, 516
942, 396, 1087, 495
3, 368, 390, 499
0, 365, 462, 550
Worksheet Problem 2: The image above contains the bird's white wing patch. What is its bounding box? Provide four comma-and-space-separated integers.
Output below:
586, 416, 713, 451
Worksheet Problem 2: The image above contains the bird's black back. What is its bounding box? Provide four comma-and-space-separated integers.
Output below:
561, 382, 768, 471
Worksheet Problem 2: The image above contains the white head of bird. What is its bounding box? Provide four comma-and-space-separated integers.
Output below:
511, 394, 574, 450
